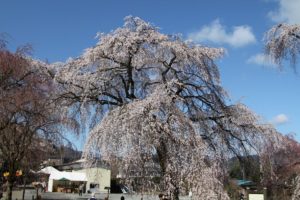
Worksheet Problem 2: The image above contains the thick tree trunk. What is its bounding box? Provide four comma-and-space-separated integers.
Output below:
5, 180, 13, 200
36, 186, 39, 200
22, 176, 27, 200
169, 186, 179, 200
5, 161, 17, 200
157, 140, 180, 200
163, 172, 180, 200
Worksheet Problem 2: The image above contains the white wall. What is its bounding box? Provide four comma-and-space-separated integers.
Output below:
76, 167, 111, 193
48, 179, 53, 192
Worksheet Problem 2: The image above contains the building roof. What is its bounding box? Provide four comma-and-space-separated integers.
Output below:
38, 166, 59, 174
55, 158, 110, 171
49, 170, 87, 181
237, 179, 256, 187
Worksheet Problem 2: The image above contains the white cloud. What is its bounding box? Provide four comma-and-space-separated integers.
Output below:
268, 0, 300, 24
271, 114, 289, 125
247, 53, 276, 67
188, 19, 256, 48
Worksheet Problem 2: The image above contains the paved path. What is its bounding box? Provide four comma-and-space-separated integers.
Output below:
41, 193, 162, 200
4, 190, 191, 200
41, 193, 191, 200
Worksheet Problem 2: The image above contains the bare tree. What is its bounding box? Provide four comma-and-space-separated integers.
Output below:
52, 17, 283, 199
0, 40, 61, 200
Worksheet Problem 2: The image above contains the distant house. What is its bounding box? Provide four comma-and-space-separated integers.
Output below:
233, 179, 266, 200
42, 158, 63, 166
40, 141, 82, 169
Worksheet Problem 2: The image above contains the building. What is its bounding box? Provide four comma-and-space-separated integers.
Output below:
77, 167, 111, 193
40, 159, 111, 194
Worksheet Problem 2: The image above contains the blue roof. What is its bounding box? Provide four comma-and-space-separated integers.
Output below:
237, 179, 255, 186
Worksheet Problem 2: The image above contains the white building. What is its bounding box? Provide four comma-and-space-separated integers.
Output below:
39, 161, 111, 193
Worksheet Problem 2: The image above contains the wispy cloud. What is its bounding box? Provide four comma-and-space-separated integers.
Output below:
247, 53, 276, 67
268, 0, 300, 24
271, 114, 289, 125
187, 19, 256, 48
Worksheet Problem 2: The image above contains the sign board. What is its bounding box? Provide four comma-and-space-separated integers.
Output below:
249, 194, 264, 200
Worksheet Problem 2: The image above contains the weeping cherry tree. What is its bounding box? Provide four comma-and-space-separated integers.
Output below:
265, 23, 300, 70
52, 17, 283, 199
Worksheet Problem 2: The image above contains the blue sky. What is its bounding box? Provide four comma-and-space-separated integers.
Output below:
1, 0, 300, 149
